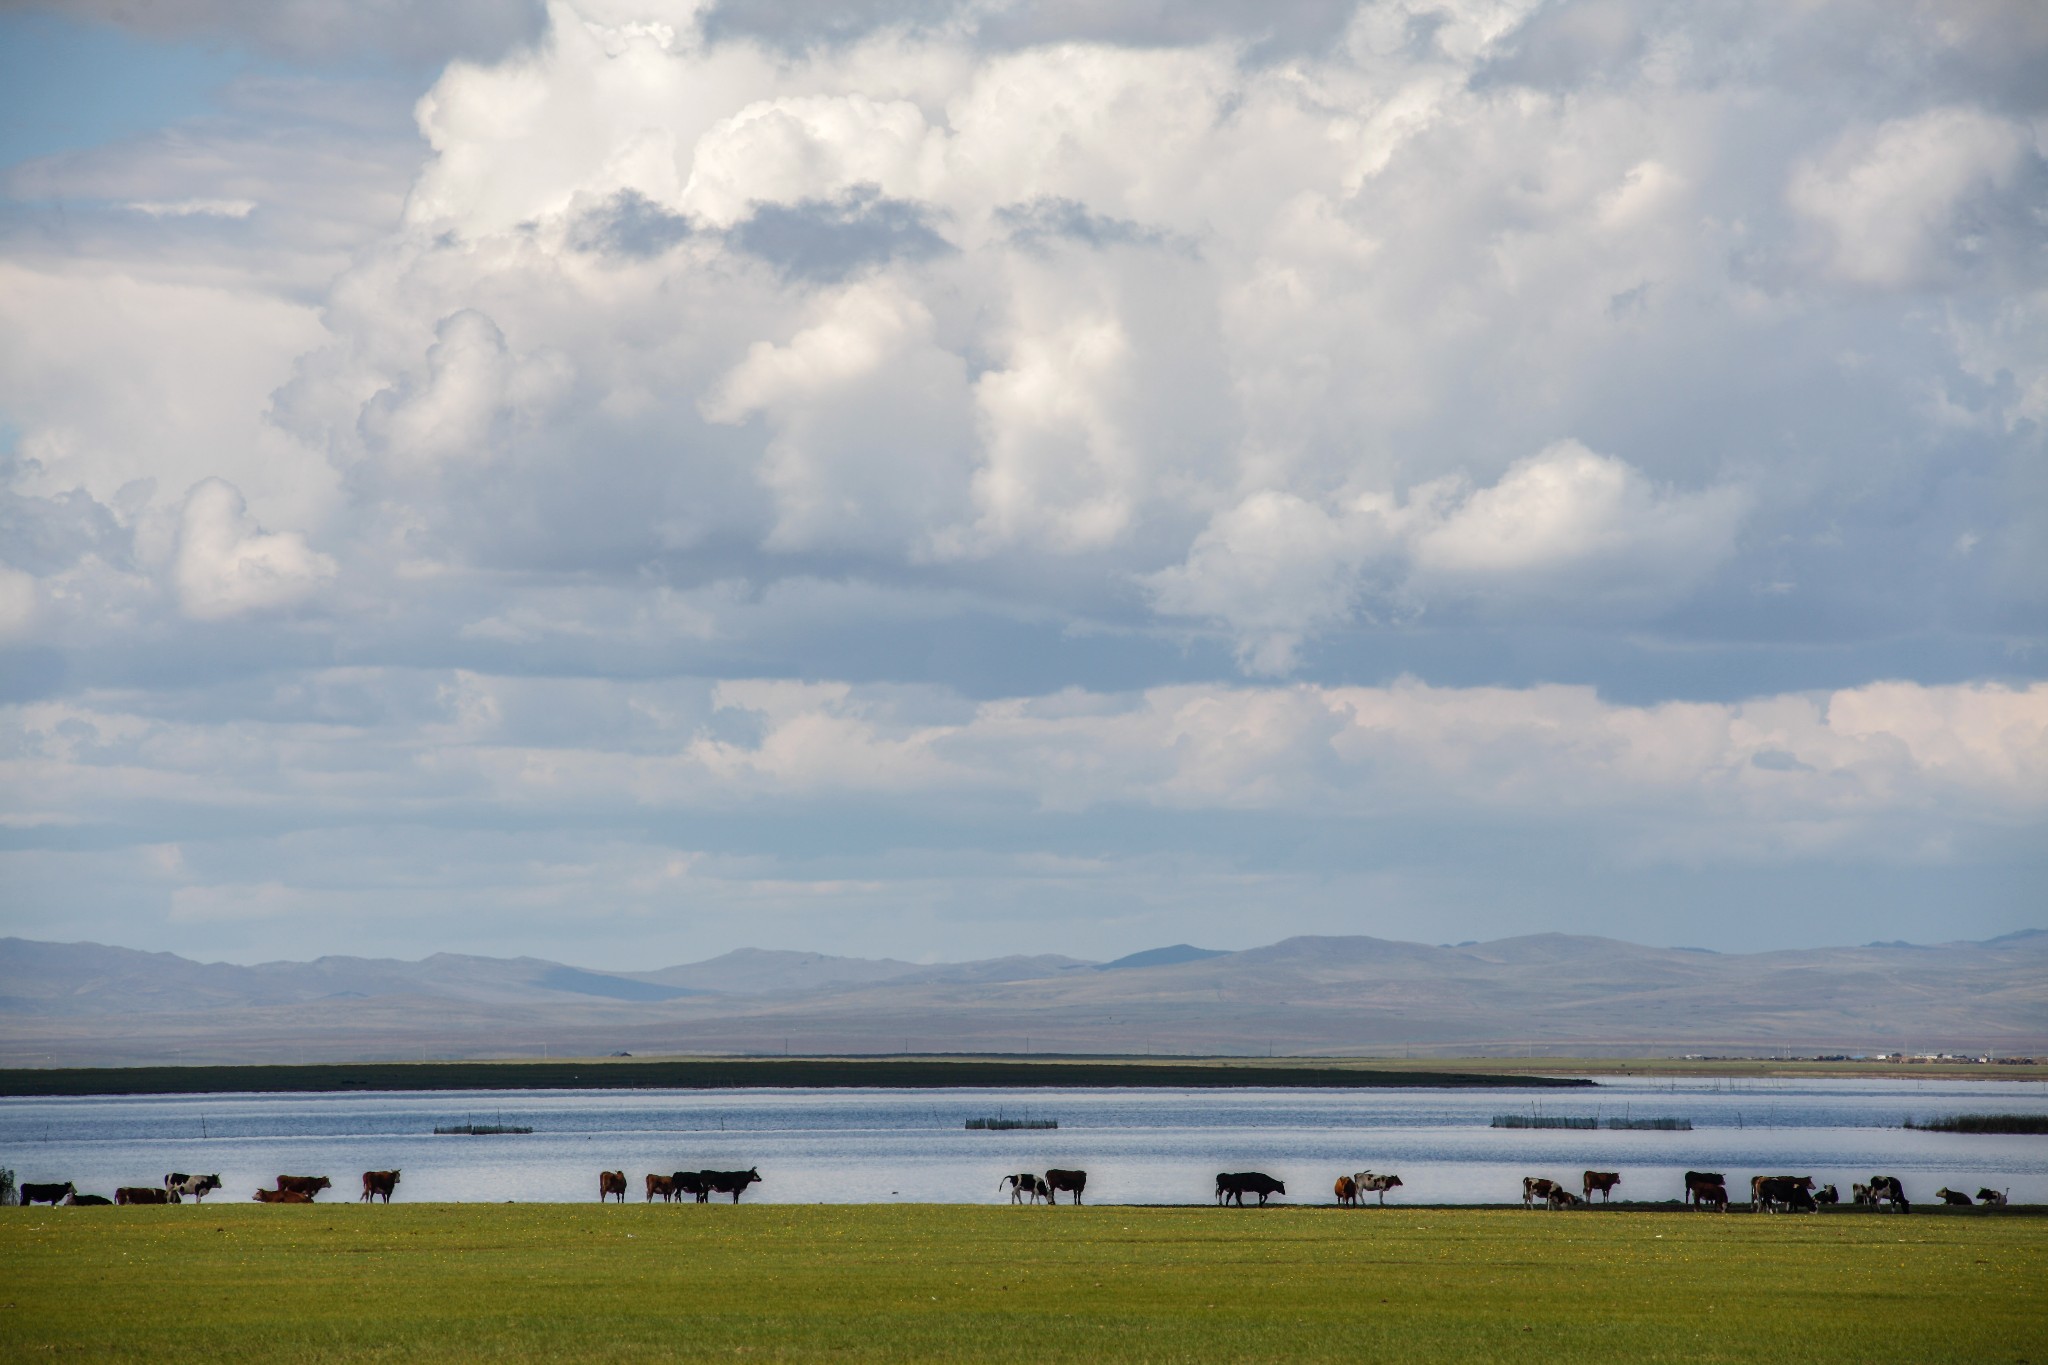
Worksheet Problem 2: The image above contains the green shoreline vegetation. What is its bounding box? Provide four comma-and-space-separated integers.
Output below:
2, 1204, 2041, 1362
1904, 1114, 2048, 1134
0, 1057, 1597, 1097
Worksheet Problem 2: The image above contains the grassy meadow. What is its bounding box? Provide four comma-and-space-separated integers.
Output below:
3, 1203, 2042, 1362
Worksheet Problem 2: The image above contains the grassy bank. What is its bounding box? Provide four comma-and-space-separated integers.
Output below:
0, 1056, 1593, 1097
2, 1204, 2040, 1362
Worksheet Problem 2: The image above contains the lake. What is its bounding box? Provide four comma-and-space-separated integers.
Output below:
4, 1077, 2042, 1206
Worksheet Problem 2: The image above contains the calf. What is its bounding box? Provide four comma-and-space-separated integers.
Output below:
1935, 1187, 1973, 1206
1813, 1184, 1839, 1206
19, 1182, 74, 1207
1683, 1172, 1725, 1207
701, 1168, 763, 1203
361, 1170, 401, 1204
166, 1173, 222, 1202
65, 1193, 112, 1206
1355, 1173, 1403, 1206
1851, 1182, 1872, 1206
276, 1175, 331, 1200
1692, 1183, 1728, 1212
1582, 1171, 1621, 1203
645, 1174, 677, 1204
116, 1187, 174, 1205
1334, 1176, 1358, 1207
252, 1188, 314, 1203
1215, 1172, 1284, 1206
1546, 1187, 1583, 1210
1043, 1169, 1087, 1205
1977, 1188, 2008, 1207
599, 1170, 627, 1203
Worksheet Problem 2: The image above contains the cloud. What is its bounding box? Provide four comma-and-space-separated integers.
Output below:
1149, 441, 1747, 670
1789, 106, 2036, 287
173, 478, 337, 620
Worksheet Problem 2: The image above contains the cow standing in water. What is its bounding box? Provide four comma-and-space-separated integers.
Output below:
599, 1171, 627, 1203
1043, 1170, 1087, 1205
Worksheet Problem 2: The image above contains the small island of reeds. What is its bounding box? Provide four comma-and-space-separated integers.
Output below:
967, 1116, 1058, 1130
1903, 1114, 2048, 1135
1492, 1115, 1691, 1130
433, 1123, 534, 1135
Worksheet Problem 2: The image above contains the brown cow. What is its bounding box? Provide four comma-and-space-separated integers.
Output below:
1692, 1182, 1728, 1212
599, 1170, 627, 1203
276, 1175, 331, 1200
1547, 1187, 1583, 1210
115, 1186, 174, 1205
1043, 1169, 1087, 1205
1334, 1176, 1358, 1207
361, 1171, 401, 1204
645, 1174, 677, 1204
253, 1188, 313, 1203
1583, 1171, 1620, 1203
1683, 1171, 1725, 1207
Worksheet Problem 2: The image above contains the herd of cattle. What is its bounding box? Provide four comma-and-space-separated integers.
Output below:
13, 1166, 2011, 1210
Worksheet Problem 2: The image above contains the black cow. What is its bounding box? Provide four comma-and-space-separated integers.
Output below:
1977, 1188, 2008, 1207
1043, 1170, 1087, 1205
1752, 1176, 1816, 1213
672, 1172, 711, 1203
1935, 1187, 1973, 1206
66, 1193, 112, 1206
1216, 1172, 1285, 1206
1683, 1172, 1725, 1207
1000, 1173, 1044, 1205
20, 1182, 74, 1206
701, 1168, 762, 1203
1813, 1184, 1839, 1205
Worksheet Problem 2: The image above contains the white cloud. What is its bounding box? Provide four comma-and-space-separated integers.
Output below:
173, 478, 338, 620
1149, 441, 1746, 669
1789, 106, 2033, 288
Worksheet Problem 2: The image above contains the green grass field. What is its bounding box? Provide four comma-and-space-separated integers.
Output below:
3, 1204, 2042, 1362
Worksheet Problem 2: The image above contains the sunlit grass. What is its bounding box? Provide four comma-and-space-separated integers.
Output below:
2, 1203, 2041, 1362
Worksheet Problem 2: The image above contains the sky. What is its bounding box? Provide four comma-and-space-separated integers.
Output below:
0, 0, 2042, 970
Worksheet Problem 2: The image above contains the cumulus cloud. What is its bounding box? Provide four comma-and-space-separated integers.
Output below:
173, 479, 337, 619
1789, 106, 2037, 287
1150, 441, 1747, 670
3, 0, 2045, 957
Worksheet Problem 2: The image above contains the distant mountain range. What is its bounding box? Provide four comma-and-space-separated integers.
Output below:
1, 931, 2042, 1066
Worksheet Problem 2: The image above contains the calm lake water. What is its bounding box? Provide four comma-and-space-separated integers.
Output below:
4, 1078, 2043, 1207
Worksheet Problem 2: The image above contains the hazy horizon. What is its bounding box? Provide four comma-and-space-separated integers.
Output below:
2, 1, 2043, 970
